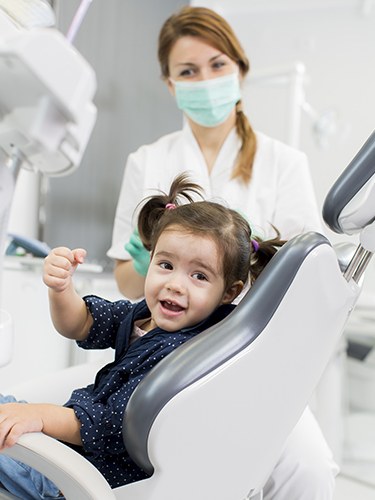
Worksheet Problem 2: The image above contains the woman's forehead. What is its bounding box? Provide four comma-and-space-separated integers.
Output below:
169, 35, 225, 64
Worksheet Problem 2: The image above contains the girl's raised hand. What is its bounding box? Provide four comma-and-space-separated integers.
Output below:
43, 247, 87, 292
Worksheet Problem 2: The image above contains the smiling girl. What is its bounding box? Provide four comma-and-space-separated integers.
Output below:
0, 173, 283, 499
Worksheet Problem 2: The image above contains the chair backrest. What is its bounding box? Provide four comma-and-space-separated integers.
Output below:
121, 233, 360, 500
323, 130, 375, 235
118, 133, 375, 500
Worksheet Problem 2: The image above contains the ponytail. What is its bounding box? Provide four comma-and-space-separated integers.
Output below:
249, 227, 286, 285
233, 102, 257, 184
137, 173, 203, 251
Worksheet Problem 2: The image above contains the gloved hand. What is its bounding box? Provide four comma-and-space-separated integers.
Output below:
124, 229, 150, 277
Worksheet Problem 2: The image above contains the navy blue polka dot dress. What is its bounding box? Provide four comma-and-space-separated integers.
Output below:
63, 295, 235, 488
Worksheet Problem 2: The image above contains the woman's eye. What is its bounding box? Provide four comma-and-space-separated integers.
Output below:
192, 272, 207, 281
179, 68, 195, 77
212, 60, 226, 70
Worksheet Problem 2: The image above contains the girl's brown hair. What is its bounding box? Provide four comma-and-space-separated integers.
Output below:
138, 173, 285, 287
158, 6, 257, 184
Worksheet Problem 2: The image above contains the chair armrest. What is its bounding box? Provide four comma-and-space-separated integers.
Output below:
1, 433, 115, 500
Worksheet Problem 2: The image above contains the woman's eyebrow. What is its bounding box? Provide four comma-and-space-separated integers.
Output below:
209, 53, 224, 62
175, 62, 196, 67
176, 53, 224, 67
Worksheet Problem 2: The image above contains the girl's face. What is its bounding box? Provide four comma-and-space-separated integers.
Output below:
167, 35, 239, 85
144, 226, 241, 332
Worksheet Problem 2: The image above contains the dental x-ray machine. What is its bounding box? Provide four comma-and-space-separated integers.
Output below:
0, 0, 97, 366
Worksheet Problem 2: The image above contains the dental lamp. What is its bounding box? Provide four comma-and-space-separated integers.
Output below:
0, 0, 97, 366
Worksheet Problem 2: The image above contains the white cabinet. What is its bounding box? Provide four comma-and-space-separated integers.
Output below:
0, 257, 71, 391
0, 257, 121, 391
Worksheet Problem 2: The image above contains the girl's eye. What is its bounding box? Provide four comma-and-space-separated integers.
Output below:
192, 272, 208, 281
160, 261, 173, 270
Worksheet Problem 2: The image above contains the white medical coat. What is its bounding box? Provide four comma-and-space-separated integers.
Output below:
107, 124, 322, 261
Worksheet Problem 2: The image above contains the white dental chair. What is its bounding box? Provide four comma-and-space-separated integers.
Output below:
1, 131, 375, 499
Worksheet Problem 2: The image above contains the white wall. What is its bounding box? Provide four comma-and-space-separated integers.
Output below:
193, 0, 375, 288
191, 0, 375, 464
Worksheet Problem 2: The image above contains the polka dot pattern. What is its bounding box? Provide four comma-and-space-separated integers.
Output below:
64, 295, 234, 488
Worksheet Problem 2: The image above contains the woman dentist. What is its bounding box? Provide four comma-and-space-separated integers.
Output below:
108, 6, 322, 300
107, 6, 338, 499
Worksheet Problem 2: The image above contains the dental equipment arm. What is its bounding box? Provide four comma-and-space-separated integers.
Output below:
323, 130, 375, 282
0, 2, 97, 366
0, 5, 97, 176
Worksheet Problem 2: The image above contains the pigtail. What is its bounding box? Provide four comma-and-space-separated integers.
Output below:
250, 227, 286, 285
138, 173, 203, 251
137, 196, 166, 251
232, 102, 257, 184
168, 172, 204, 205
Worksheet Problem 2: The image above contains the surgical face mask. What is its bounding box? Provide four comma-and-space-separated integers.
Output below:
171, 72, 241, 128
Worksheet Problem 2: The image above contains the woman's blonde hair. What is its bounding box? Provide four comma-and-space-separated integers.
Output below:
158, 6, 257, 184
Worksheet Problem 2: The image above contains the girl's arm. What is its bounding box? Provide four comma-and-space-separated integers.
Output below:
43, 247, 93, 340
0, 403, 82, 449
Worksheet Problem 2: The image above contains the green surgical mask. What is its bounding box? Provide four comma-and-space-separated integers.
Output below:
171, 72, 241, 128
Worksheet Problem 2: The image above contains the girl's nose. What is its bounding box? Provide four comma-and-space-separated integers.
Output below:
166, 279, 184, 294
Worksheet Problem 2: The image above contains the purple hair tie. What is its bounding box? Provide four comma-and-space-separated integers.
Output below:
252, 239, 260, 252
165, 203, 176, 210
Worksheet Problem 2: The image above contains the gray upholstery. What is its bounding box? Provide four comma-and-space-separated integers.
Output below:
323, 130, 375, 234
123, 231, 330, 474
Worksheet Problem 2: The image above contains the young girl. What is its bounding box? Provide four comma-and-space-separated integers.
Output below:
0, 174, 284, 499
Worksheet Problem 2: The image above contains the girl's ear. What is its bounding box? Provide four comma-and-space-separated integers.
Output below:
221, 280, 244, 304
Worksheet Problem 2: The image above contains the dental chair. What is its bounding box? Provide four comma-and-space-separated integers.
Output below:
1, 132, 375, 499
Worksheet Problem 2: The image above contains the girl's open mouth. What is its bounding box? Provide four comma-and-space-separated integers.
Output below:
160, 300, 185, 313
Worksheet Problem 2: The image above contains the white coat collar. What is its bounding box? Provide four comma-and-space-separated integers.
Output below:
182, 122, 241, 178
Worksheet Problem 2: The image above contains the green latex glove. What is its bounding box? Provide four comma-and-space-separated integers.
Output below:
124, 229, 150, 277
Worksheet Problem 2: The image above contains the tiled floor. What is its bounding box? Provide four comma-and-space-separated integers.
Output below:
335, 475, 375, 499
337, 411, 375, 499
0, 471, 373, 499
